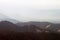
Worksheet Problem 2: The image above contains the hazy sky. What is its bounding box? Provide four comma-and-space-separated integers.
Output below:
0, 0, 60, 22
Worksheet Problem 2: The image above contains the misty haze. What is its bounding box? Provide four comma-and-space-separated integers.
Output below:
0, 0, 60, 40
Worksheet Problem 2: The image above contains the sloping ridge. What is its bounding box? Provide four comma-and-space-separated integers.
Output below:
0, 21, 19, 32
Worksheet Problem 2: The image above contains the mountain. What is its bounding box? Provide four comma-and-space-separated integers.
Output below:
0, 21, 41, 32
16, 21, 60, 33
16, 21, 51, 28
16, 22, 52, 32
0, 20, 60, 33
18, 24, 42, 32
0, 21, 19, 32
48, 24, 60, 32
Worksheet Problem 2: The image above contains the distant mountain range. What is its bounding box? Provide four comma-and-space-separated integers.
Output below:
0, 20, 60, 33
0, 13, 60, 33
0, 21, 41, 32
16, 21, 60, 33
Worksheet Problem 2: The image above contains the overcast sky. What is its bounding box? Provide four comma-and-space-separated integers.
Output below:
0, 0, 60, 22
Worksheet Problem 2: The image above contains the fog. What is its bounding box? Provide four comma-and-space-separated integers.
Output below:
0, 0, 60, 22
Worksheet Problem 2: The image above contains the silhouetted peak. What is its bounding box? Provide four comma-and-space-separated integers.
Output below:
0, 21, 13, 24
